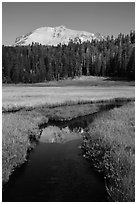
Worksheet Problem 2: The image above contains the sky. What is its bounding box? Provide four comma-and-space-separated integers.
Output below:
2, 2, 135, 45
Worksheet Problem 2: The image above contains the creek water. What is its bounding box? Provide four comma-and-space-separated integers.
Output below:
2, 102, 125, 202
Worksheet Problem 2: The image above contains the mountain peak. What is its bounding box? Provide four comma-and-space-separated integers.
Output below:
14, 25, 105, 46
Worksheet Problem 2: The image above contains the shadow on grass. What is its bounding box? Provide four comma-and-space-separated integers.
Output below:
103, 76, 135, 82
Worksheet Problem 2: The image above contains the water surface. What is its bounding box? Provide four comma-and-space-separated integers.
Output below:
3, 139, 108, 202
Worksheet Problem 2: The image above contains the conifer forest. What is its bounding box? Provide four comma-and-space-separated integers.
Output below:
2, 31, 135, 83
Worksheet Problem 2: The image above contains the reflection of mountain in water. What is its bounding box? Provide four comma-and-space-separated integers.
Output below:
40, 126, 82, 143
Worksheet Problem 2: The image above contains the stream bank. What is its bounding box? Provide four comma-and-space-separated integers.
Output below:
81, 102, 135, 201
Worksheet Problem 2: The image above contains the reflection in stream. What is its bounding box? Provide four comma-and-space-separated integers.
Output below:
40, 125, 83, 143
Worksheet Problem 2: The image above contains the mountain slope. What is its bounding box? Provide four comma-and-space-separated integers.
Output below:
14, 25, 105, 46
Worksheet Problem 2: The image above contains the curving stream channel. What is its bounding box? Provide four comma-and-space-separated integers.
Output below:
3, 102, 125, 202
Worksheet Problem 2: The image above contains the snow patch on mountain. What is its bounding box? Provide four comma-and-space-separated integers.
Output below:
14, 25, 105, 46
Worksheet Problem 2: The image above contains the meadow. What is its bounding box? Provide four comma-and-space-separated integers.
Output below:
2, 76, 135, 112
2, 76, 135, 201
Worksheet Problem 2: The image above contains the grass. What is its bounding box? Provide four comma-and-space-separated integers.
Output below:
82, 102, 135, 201
2, 76, 135, 112
2, 86, 135, 113
33, 97, 134, 121
2, 112, 48, 184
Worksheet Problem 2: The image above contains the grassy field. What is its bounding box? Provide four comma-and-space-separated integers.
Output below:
82, 102, 135, 201
2, 77, 135, 112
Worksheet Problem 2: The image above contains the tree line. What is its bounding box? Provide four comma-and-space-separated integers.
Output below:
2, 30, 135, 83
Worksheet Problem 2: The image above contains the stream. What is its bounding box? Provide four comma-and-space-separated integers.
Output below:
2, 102, 125, 202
